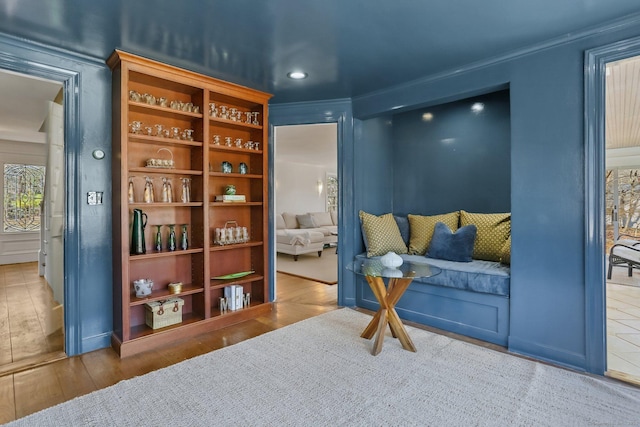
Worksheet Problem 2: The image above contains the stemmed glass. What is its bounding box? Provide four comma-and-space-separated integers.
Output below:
167, 224, 177, 251
180, 224, 189, 250
161, 177, 173, 203
128, 176, 135, 203
154, 225, 163, 252
180, 178, 191, 203
143, 176, 154, 203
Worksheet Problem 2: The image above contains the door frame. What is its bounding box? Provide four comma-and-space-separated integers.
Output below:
585, 35, 640, 374
268, 99, 354, 306
0, 51, 81, 356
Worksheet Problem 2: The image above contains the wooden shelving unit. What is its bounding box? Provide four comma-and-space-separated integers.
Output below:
109, 50, 272, 357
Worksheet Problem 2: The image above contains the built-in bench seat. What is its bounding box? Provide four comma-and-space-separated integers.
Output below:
354, 210, 511, 346
355, 253, 510, 345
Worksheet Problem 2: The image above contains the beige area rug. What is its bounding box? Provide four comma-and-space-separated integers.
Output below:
277, 248, 337, 284
8, 309, 640, 426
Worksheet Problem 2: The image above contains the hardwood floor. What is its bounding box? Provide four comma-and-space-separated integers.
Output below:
0, 272, 338, 423
0, 262, 65, 378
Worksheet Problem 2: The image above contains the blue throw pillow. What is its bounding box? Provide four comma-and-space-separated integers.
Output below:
426, 222, 477, 262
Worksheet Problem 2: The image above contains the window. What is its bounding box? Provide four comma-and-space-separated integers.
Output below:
3, 163, 45, 232
326, 173, 338, 212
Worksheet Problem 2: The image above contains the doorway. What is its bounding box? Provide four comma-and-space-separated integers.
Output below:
0, 69, 65, 372
273, 123, 339, 292
603, 55, 640, 385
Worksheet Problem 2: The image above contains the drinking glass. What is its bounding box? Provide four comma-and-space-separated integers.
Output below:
180, 178, 191, 203
128, 176, 135, 203
167, 224, 177, 251
154, 225, 163, 252
143, 176, 154, 203
161, 177, 173, 203
180, 224, 189, 250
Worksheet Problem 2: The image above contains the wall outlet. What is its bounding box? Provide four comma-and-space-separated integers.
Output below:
87, 191, 103, 205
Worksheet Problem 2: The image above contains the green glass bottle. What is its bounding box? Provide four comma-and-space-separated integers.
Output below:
168, 224, 177, 251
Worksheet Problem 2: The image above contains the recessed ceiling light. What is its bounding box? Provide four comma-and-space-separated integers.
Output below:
471, 102, 484, 114
422, 112, 434, 122
287, 71, 308, 80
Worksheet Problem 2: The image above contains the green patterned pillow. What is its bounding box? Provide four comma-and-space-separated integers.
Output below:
408, 212, 459, 255
359, 211, 408, 257
460, 210, 511, 262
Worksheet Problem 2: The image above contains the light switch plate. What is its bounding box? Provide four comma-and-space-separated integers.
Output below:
87, 191, 103, 205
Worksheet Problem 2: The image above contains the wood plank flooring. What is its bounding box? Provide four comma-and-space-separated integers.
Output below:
0, 272, 338, 423
0, 262, 64, 376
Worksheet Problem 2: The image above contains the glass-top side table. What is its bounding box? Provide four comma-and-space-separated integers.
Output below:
347, 259, 441, 355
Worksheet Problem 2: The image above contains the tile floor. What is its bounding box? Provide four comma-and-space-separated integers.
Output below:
606, 264, 640, 383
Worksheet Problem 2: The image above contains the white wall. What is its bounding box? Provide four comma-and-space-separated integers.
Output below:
0, 138, 46, 265
275, 160, 335, 214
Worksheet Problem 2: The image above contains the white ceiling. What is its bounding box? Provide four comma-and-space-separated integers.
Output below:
0, 69, 61, 143
274, 123, 337, 168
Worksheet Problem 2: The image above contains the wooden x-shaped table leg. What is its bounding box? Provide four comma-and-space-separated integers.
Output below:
361, 275, 416, 355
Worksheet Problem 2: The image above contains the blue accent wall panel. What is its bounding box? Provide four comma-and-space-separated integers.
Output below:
391, 90, 511, 216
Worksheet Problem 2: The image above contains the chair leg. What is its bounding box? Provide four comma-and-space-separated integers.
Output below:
293, 255, 298, 261
318, 250, 322, 257
607, 261, 613, 279
629, 264, 633, 277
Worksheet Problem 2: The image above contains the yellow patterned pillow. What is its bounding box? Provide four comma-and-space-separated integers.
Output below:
408, 212, 459, 255
359, 211, 408, 257
500, 235, 511, 265
460, 210, 511, 262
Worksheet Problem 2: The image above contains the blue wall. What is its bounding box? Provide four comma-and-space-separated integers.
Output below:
391, 90, 511, 216
0, 35, 113, 355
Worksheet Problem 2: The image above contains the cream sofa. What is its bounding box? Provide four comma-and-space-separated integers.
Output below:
276, 211, 338, 260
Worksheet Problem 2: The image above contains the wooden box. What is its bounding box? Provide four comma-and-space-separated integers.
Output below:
144, 298, 184, 329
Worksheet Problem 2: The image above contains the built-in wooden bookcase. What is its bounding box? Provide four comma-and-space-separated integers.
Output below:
108, 50, 271, 357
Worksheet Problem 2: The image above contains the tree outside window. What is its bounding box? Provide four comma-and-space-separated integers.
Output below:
3, 163, 45, 232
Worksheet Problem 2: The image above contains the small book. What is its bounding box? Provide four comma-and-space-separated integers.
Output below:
215, 195, 246, 202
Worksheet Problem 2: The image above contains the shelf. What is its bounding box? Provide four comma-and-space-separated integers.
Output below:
128, 202, 203, 208
209, 172, 262, 179
209, 144, 263, 155
210, 300, 268, 317
210, 241, 263, 252
129, 247, 204, 260
129, 283, 204, 306
129, 100, 204, 119
210, 273, 264, 289
129, 167, 203, 176
129, 312, 203, 340
211, 202, 263, 207
209, 116, 262, 130
128, 134, 203, 147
